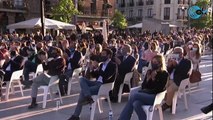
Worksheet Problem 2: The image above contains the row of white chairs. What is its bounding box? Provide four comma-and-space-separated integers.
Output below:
3, 63, 191, 120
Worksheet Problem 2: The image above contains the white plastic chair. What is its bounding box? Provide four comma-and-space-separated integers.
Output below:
5, 69, 24, 101
90, 82, 114, 120
67, 67, 82, 95
172, 78, 190, 114
141, 66, 148, 81
29, 64, 44, 80
142, 90, 167, 120
118, 72, 133, 103
39, 75, 63, 108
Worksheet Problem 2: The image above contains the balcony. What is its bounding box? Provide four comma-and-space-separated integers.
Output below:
127, 2, 134, 7
164, 16, 170, 20
137, 1, 144, 6
119, 3, 125, 7
178, 0, 189, 4
146, 0, 154, 5
0, 0, 28, 11
136, 17, 143, 21
177, 15, 188, 20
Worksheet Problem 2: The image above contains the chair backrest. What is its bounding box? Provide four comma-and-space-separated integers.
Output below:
72, 67, 82, 78
48, 75, 59, 87
124, 72, 133, 84
178, 78, 190, 92
153, 90, 167, 107
36, 64, 43, 75
10, 69, 23, 81
98, 82, 114, 96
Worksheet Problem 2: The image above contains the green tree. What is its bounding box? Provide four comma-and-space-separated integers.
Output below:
52, 0, 79, 23
111, 10, 127, 29
190, 0, 212, 28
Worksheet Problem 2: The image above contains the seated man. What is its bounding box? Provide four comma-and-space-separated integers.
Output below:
22, 50, 44, 89
162, 47, 192, 111
28, 47, 66, 109
68, 48, 117, 120
59, 40, 82, 95
2, 49, 24, 82
110, 44, 136, 102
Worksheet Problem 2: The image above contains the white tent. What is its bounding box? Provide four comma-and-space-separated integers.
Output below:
127, 23, 143, 28
7, 18, 76, 30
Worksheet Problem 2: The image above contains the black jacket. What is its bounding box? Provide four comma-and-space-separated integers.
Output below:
167, 58, 191, 86
91, 61, 117, 84
141, 70, 168, 94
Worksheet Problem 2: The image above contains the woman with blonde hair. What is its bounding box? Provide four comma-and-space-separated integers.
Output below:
119, 54, 168, 120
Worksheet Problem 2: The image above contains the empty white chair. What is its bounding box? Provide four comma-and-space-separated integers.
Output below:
90, 82, 114, 120
39, 75, 63, 108
5, 69, 24, 101
118, 72, 133, 103
67, 67, 82, 95
172, 78, 190, 114
29, 64, 44, 80
142, 90, 167, 120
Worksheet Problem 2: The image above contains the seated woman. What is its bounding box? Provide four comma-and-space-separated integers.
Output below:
119, 54, 168, 120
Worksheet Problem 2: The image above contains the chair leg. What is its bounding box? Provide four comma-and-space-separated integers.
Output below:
11, 82, 15, 95
158, 106, 164, 120
49, 87, 54, 101
90, 99, 97, 120
42, 88, 49, 108
118, 84, 124, 103
97, 98, 103, 113
67, 78, 72, 95
57, 86, 63, 104
172, 92, 178, 114
107, 96, 112, 111
188, 83, 191, 95
5, 82, 11, 101
183, 91, 188, 110
18, 80, 24, 97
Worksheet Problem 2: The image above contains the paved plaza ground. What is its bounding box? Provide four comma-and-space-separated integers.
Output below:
0, 53, 212, 120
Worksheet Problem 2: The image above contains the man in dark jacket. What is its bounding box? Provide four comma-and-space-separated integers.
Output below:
28, 47, 66, 109
68, 49, 116, 120
110, 44, 136, 102
162, 47, 192, 110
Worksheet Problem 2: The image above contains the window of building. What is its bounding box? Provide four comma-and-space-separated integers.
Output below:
164, 7, 170, 20
177, 8, 182, 19
129, 10, 133, 18
146, 0, 154, 5
147, 8, 152, 17
138, 9, 143, 17
14, 0, 24, 8
164, 0, 171, 4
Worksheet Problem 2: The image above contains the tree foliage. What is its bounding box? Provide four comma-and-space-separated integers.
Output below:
52, 0, 79, 23
190, 0, 212, 28
111, 10, 127, 29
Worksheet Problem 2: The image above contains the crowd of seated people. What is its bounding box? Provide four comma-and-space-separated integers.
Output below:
0, 28, 212, 119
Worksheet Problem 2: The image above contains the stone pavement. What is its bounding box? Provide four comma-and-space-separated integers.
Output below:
0, 54, 212, 120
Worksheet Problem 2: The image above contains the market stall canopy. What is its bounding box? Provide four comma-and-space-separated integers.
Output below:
127, 23, 143, 28
7, 18, 76, 30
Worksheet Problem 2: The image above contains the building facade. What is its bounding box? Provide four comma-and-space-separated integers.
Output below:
0, 0, 116, 33
116, 0, 195, 32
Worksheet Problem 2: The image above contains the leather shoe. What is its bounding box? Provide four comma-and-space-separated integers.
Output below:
80, 96, 94, 105
28, 103, 38, 109
67, 115, 80, 120
201, 103, 213, 114
162, 103, 171, 111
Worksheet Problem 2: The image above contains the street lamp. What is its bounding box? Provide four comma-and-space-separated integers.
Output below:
181, 6, 187, 30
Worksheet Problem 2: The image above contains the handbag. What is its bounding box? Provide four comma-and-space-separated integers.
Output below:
189, 66, 201, 83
